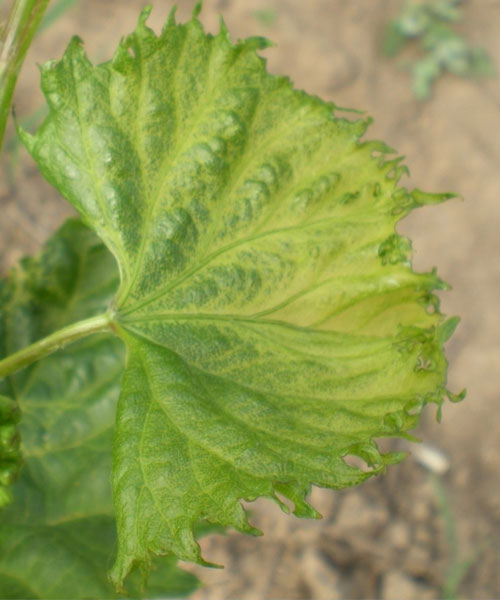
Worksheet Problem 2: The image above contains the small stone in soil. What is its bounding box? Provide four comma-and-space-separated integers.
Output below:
381, 569, 435, 600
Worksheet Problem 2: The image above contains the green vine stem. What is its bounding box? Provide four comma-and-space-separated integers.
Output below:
0, 313, 113, 378
0, 0, 50, 151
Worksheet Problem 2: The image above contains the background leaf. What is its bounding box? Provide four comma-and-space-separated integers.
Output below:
0, 394, 22, 507
20, 8, 458, 587
0, 220, 200, 599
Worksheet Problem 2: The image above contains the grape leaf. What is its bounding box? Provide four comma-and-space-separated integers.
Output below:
0, 220, 200, 598
20, 6, 458, 587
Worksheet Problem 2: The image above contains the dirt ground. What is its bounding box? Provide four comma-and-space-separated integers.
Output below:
1, 0, 499, 599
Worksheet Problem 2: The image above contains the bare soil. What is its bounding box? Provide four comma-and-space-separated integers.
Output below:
1, 1, 499, 598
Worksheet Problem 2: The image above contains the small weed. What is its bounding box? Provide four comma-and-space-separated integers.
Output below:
431, 474, 478, 600
383, 0, 495, 100
253, 7, 277, 29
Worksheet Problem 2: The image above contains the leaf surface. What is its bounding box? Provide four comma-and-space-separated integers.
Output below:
21, 7, 457, 586
0, 221, 199, 598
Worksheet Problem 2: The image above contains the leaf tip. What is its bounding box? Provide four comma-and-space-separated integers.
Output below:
192, 0, 203, 19
138, 4, 153, 27
241, 521, 264, 537
16, 124, 35, 155
162, 5, 177, 32
242, 35, 275, 52
200, 558, 224, 569
333, 104, 366, 116
273, 482, 320, 519
56, 34, 92, 78
108, 558, 131, 593
447, 388, 466, 404
438, 316, 460, 344
411, 188, 459, 207
218, 14, 228, 37
66, 34, 85, 55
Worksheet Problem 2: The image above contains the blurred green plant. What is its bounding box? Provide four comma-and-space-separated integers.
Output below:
383, 0, 495, 100
431, 473, 478, 600
1, 0, 78, 183
0, 0, 50, 153
4, 104, 46, 182
253, 7, 277, 29
38, 0, 78, 33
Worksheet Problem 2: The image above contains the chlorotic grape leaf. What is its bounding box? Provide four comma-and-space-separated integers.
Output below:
20, 5, 460, 588
0, 220, 201, 598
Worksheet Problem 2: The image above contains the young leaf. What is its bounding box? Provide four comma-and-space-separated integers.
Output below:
20, 7, 458, 586
0, 220, 200, 598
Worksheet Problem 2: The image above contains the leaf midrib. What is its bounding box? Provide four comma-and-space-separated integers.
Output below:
122, 322, 387, 401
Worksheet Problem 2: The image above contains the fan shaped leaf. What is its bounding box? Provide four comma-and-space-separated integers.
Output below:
20, 7, 458, 587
